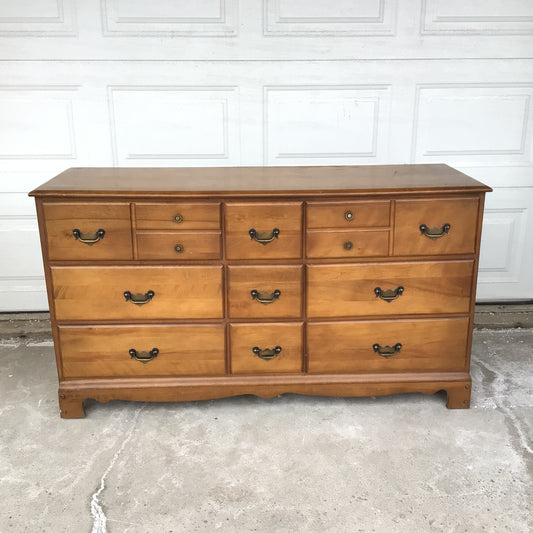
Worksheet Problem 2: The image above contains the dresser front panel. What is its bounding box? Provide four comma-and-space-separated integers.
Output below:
59, 325, 226, 378
306, 229, 390, 259
307, 260, 474, 318
51, 266, 224, 320
307, 318, 470, 373
135, 202, 220, 230
306, 200, 390, 228
43, 203, 132, 261
136, 231, 221, 260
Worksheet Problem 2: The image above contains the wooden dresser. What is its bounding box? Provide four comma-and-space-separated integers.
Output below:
30, 165, 491, 418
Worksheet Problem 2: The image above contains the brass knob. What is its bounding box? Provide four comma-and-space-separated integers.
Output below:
345, 211, 354, 221
175, 244, 184, 253
344, 241, 353, 250
173, 214, 183, 223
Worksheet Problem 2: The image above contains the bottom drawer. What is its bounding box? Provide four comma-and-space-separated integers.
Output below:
307, 318, 469, 373
59, 325, 225, 378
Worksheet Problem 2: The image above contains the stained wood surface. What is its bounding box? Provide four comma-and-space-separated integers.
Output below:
59, 325, 225, 378
306, 200, 391, 228
30, 165, 492, 197
51, 266, 223, 320
136, 231, 221, 260
307, 260, 474, 317
307, 318, 469, 373
135, 202, 220, 230
306, 229, 389, 259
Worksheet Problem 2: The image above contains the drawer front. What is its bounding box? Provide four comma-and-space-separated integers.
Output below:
307, 318, 469, 373
59, 325, 225, 378
228, 266, 303, 318
135, 202, 220, 230
225, 202, 302, 259
394, 197, 480, 256
136, 231, 221, 260
51, 266, 223, 320
307, 201, 390, 228
307, 261, 473, 318
43, 203, 132, 260
230, 323, 303, 374
306, 229, 389, 259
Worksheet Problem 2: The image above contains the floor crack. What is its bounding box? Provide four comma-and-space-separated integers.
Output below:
90, 404, 146, 533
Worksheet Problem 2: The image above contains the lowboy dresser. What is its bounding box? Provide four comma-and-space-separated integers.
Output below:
30, 165, 491, 418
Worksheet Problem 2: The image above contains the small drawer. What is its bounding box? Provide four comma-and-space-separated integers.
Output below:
225, 202, 302, 260
307, 201, 390, 228
51, 266, 223, 320
394, 197, 480, 256
230, 323, 303, 374
306, 229, 389, 259
59, 325, 226, 378
228, 266, 303, 318
307, 318, 469, 373
43, 203, 132, 261
307, 260, 473, 318
135, 202, 220, 230
136, 231, 221, 260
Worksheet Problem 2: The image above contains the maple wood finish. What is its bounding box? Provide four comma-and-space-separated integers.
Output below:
30, 164, 491, 418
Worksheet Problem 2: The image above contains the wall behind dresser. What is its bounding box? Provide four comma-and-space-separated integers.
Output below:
0, 0, 532, 310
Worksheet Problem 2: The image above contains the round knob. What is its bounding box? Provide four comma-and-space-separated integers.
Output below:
173, 214, 183, 223
345, 211, 354, 221
174, 244, 184, 253
344, 241, 353, 250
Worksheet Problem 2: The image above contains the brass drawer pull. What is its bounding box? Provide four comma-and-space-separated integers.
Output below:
373, 343, 402, 358
129, 347, 159, 363
252, 345, 282, 360
419, 223, 451, 240
72, 228, 105, 245
123, 290, 155, 305
173, 214, 183, 223
345, 211, 354, 221
249, 228, 280, 245
250, 289, 281, 305
175, 244, 184, 253
374, 286, 404, 302
344, 241, 353, 250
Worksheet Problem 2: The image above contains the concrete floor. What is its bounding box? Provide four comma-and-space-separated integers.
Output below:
0, 330, 531, 533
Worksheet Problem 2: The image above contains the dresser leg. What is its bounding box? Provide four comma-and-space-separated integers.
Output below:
445, 383, 471, 409
58, 392, 86, 419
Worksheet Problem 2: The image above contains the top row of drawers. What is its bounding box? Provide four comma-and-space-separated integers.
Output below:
41, 198, 480, 261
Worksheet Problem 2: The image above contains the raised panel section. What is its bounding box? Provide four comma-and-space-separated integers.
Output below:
413, 85, 533, 165
0, 0, 76, 36
109, 86, 240, 166
421, 0, 533, 35
265, 0, 396, 36
265, 86, 391, 165
102, 0, 237, 36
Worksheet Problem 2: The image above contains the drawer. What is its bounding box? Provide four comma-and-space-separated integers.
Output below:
43, 203, 132, 261
225, 202, 302, 259
135, 202, 220, 230
394, 197, 480, 256
59, 325, 225, 378
307, 318, 469, 373
307, 260, 473, 318
306, 229, 389, 259
228, 266, 303, 318
51, 266, 223, 320
230, 323, 303, 374
307, 200, 390, 228
136, 231, 221, 260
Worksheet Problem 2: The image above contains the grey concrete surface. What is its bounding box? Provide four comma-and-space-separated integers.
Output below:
0, 330, 531, 533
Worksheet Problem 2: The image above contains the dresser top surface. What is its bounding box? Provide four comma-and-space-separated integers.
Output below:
30, 164, 491, 198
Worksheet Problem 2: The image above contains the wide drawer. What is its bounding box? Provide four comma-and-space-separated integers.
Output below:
136, 231, 221, 260
59, 325, 225, 378
135, 202, 220, 230
228, 266, 303, 318
394, 197, 480, 256
230, 323, 303, 374
43, 203, 132, 260
51, 266, 223, 320
225, 202, 302, 259
306, 229, 389, 259
306, 200, 390, 228
307, 261, 473, 317
307, 318, 469, 373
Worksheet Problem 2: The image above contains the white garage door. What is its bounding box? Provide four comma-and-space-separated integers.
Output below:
0, 0, 532, 310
